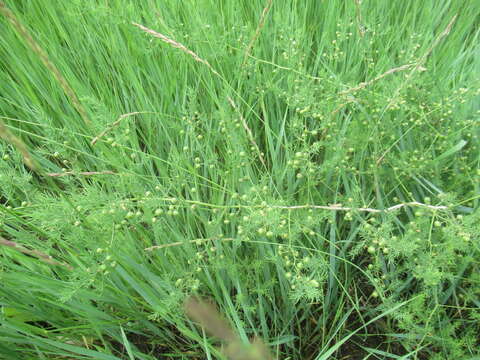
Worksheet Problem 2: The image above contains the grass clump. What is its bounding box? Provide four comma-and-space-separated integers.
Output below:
1, 0, 479, 359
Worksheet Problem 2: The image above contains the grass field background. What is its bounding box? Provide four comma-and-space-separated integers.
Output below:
1, 0, 479, 359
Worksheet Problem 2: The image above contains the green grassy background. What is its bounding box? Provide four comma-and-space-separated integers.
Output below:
1, 0, 479, 359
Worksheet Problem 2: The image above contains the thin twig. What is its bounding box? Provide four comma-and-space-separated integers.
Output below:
46, 171, 115, 177
227, 96, 266, 168
242, 0, 273, 66
91, 111, 150, 145
144, 203, 446, 251
0, 2, 90, 126
270, 201, 448, 213
0, 236, 72, 270
145, 198, 449, 214
132, 22, 220, 77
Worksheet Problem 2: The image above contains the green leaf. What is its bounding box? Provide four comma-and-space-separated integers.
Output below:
433, 139, 467, 163
120, 326, 136, 360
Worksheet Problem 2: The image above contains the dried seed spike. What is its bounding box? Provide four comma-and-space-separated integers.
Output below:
0, 1, 91, 126
243, 0, 273, 66
0, 120, 38, 171
0, 236, 72, 270
132, 22, 220, 77
227, 96, 266, 168
354, 0, 366, 37
46, 170, 115, 177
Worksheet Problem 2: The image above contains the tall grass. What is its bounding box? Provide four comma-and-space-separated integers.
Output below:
1, 0, 479, 359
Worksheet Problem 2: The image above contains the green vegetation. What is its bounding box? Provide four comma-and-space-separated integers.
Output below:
1, 0, 479, 358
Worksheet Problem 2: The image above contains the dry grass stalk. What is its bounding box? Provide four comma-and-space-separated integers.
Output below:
330, 94, 358, 116
378, 15, 457, 164
0, 120, 38, 171
0, 1, 91, 126
0, 236, 72, 270
339, 15, 456, 127
227, 96, 267, 168
242, 0, 273, 66
184, 297, 274, 360
132, 22, 220, 77
145, 237, 234, 251
397, 15, 457, 85
242, 52, 326, 82
46, 170, 115, 177
91, 111, 151, 145
340, 63, 415, 95
354, 0, 365, 37
421, 15, 457, 60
